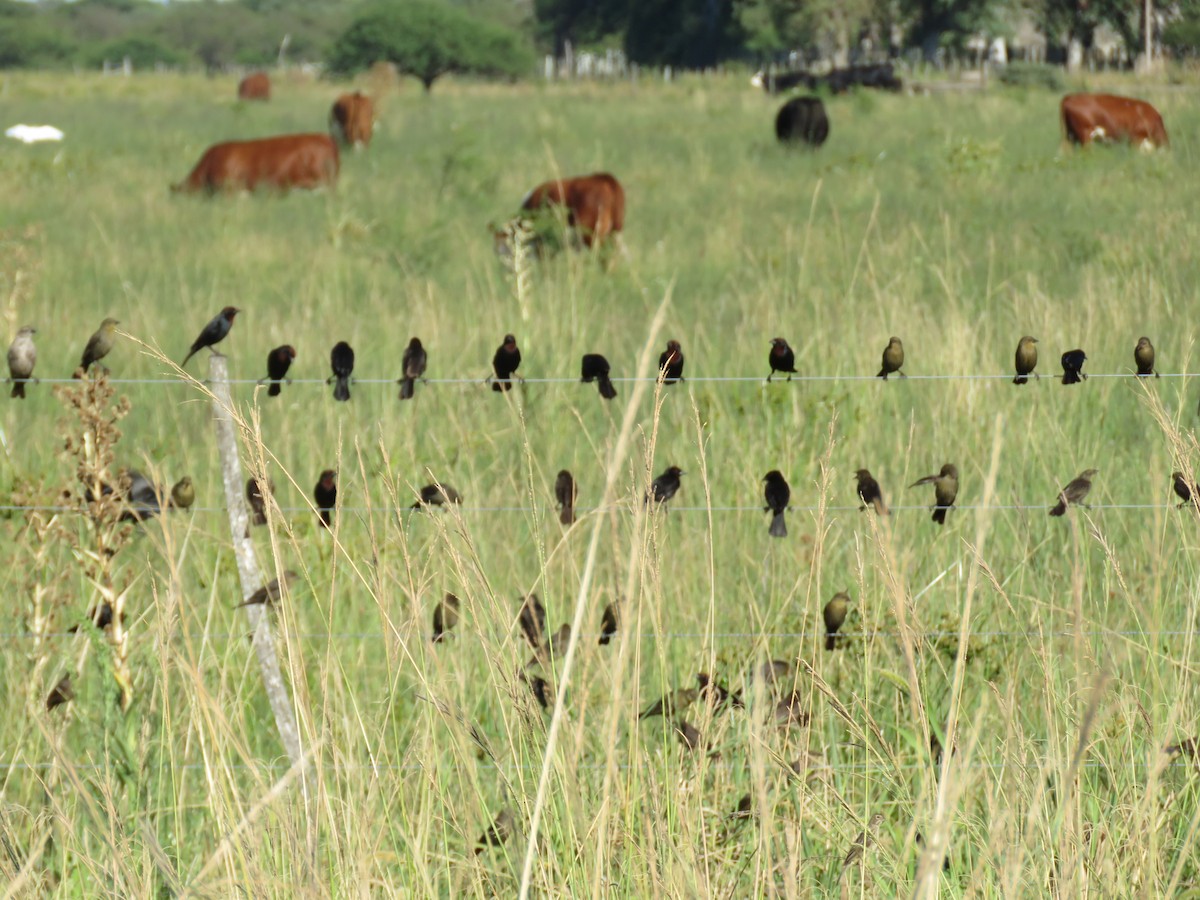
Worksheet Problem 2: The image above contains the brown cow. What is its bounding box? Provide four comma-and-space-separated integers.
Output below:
520, 173, 625, 249
238, 72, 271, 101
330, 92, 375, 148
1061, 93, 1168, 150
172, 134, 339, 194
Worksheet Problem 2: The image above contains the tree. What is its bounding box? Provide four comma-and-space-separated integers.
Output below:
901, 0, 1005, 56
623, 0, 742, 67
327, 1, 533, 91
533, 0, 631, 56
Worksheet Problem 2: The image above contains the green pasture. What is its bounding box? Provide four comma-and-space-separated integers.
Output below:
1, 69, 1200, 895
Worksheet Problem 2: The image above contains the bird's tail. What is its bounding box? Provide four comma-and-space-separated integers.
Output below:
268, 382, 281, 397
769, 511, 787, 537
334, 376, 351, 402
598, 375, 617, 399
400, 377, 415, 400
559, 505, 575, 526
73, 364, 86, 380
1013, 374, 1028, 385
11, 382, 24, 399
492, 379, 510, 393
877, 367, 888, 379
1049, 498, 1067, 516
932, 506, 947, 525
824, 634, 836, 651
874, 498, 889, 516
181, 350, 196, 369
319, 511, 332, 529
1062, 372, 1080, 385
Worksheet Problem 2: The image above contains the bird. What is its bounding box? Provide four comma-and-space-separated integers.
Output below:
77, 317, 119, 376
314, 469, 337, 529
46, 674, 73, 711
658, 340, 685, 384
774, 689, 810, 729
235, 571, 298, 609
763, 470, 791, 537
639, 688, 698, 720
841, 813, 885, 872
824, 591, 849, 651
674, 719, 704, 751
878, 336, 904, 379
181, 306, 239, 367
246, 476, 274, 526
696, 673, 743, 710
1013, 335, 1039, 384
475, 808, 514, 853
67, 600, 125, 634
539, 623, 572, 662
492, 333, 521, 392
329, 341, 354, 401
119, 469, 163, 523
7, 326, 36, 398
260, 345, 296, 396
555, 470, 577, 525
581, 353, 617, 399
522, 670, 554, 709
169, 476, 195, 510
432, 592, 460, 642
768, 337, 796, 382
1173, 471, 1197, 508
1049, 468, 1098, 516
1061, 348, 1087, 385
1135, 336, 1159, 378
411, 482, 462, 509
518, 594, 546, 648
910, 464, 958, 525
855, 469, 887, 515
399, 337, 427, 400
647, 466, 684, 505
599, 600, 618, 645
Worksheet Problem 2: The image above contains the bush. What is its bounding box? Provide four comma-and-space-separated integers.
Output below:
1164, 18, 1200, 56
85, 35, 186, 69
327, 0, 532, 91
996, 62, 1065, 91
0, 19, 77, 68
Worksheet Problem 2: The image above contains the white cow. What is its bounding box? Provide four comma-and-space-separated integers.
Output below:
5, 125, 64, 144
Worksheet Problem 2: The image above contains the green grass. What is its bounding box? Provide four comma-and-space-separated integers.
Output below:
2, 69, 1200, 895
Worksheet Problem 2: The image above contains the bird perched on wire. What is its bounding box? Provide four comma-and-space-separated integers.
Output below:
492, 333, 521, 392
1173, 471, 1197, 508
1060, 348, 1087, 385
120, 469, 163, 522
7, 326, 37, 398
658, 340, 685, 384
182, 306, 239, 367
399, 337, 427, 400
170, 476, 195, 510
260, 345, 295, 397
768, 337, 796, 382
581, 353, 617, 399
432, 592, 460, 642
329, 341, 354, 401
763, 469, 790, 537
1049, 468, 1097, 516
77, 317, 119, 376
555, 469, 577, 525
824, 591, 849, 650
910, 463, 958, 525
1135, 336, 1159, 378
647, 465, 684, 506
1013, 335, 1038, 384
878, 336, 904, 379
246, 476, 274, 526
855, 469, 887, 515
411, 482, 462, 509
314, 469, 337, 529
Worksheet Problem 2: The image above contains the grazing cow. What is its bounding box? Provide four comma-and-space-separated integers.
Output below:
751, 69, 817, 94
775, 96, 829, 146
330, 92, 375, 148
238, 72, 271, 101
172, 134, 339, 194
519, 173, 625, 249
753, 63, 901, 95
1061, 93, 1168, 150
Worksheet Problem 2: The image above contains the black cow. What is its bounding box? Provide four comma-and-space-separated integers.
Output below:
775, 96, 829, 146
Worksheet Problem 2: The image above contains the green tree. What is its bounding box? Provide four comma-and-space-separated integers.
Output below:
327, 1, 533, 91
623, 0, 742, 67
532, 0, 631, 55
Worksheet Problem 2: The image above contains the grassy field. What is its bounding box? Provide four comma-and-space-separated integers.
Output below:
2, 67, 1200, 896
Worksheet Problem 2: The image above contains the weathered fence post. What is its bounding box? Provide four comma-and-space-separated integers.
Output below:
209, 354, 302, 766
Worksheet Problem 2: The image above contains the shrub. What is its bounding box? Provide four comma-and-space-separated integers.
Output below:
996, 62, 1065, 91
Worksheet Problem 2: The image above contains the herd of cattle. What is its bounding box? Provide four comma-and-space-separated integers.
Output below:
170, 70, 1170, 254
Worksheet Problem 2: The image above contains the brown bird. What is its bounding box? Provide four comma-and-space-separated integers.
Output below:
182, 306, 239, 368
598, 600, 618, 645
910, 463, 958, 525
314, 469, 337, 529
170, 476, 195, 510
7, 326, 36, 398
77, 317, 119, 376
768, 337, 796, 382
475, 808, 515, 853
491, 333, 521, 392
1013, 335, 1038, 385
824, 591, 849, 651
773, 689, 811, 729
555, 470, 577, 525
674, 719, 703, 751
246, 476, 274, 526
1049, 468, 1097, 516
855, 469, 887, 515
697, 672, 743, 710
877, 336, 904, 379
1135, 336, 1159, 377
535, 623, 571, 664
658, 339, 685, 384
260, 345, 296, 397
46, 674, 74, 711
399, 336, 427, 400
522, 670, 554, 709
841, 813, 885, 871
432, 592, 460, 642
411, 482, 463, 509
729, 794, 753, 821
639, 688, 698, 720
763, 469, 790, 538
235, 570, 298, 609
1165, 738, 1198, 760
756, 659, 792, 686
518, 594, 546, 648
1172, 471, 1197, 508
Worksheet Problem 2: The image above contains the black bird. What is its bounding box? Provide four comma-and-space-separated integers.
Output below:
1061, 349, 1087, 385
647, 465, 684, 505
119, 469, 164, 523
581, 353, 617, 399
46, 674, 73, 711
768, 337, 796, 382
246, 476, 274, 526
492, 333, 521, 391
182, 306, 239, 368
432, 592, 460, 642
1135, 336, 1159, 378
399, 337, 427, 400
260, 345, 295, 396
599, 600, 618, 645
658, 340, 685, 384
329, 341, 355, 401
518, 593, 546, 648
314, 469, 337, 529
1173, 471, 1197, 508
67, 600, 125, 634
855, 468, 888, 515
910, 463, 959, 525
763, 470, 791, 537
555, 470, 577, 525
1049, 468, 1097, 516
411, 482, 463, 509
